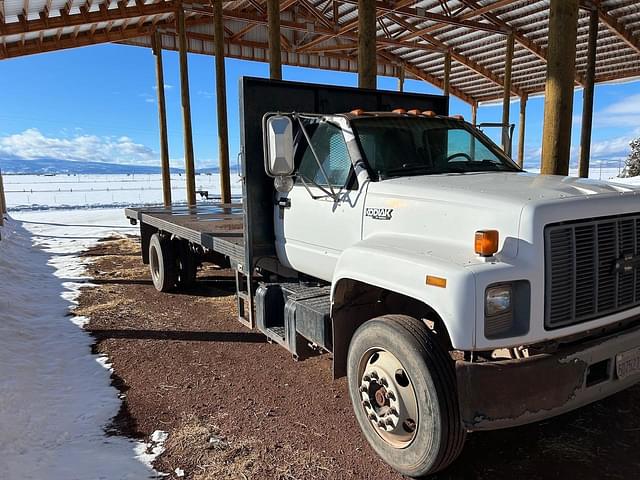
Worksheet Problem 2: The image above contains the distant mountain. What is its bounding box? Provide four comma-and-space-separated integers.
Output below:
0, 157, 186, 175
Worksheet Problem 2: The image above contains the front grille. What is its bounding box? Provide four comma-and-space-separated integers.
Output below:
545, 213, 640, 329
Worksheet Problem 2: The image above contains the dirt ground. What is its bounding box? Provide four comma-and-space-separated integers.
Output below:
76, 236, 640, 480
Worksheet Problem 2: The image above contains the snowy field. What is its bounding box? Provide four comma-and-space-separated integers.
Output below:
3, 173, 243, 211
0, 210, 166, 479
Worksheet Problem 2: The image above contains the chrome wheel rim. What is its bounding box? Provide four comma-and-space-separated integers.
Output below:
358, 348, 419, 448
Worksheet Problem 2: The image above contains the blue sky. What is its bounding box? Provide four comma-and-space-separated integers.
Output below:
1, 43, 639, 170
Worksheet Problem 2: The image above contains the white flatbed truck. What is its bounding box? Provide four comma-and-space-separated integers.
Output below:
126, 77, 640, 477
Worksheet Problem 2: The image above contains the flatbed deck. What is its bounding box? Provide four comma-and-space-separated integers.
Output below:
125, 204, 245, 263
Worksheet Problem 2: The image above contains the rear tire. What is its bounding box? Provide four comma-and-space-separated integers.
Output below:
347, 314, 466, 477
176, 240, 197, 289
149, 233, 177, 292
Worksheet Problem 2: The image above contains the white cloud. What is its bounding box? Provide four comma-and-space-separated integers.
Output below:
197, 90, 215, 100
591, 94, 640, 128
0, 128, 160, 166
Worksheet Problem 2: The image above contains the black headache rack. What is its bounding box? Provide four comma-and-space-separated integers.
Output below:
126, 77, 447, 340
239, 76, 449, 272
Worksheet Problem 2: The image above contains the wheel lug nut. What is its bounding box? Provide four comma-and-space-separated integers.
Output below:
368, 414, 377, 421
362, 400, 371, 408
370, 371, 379, 379
390, 408, 398, 416
377, 420, 386, 428
359, 386, 367, 393
363, 375, 371, 382
387, 391, 396, 401
386, 418, 394, 426
379, 377, 388, 387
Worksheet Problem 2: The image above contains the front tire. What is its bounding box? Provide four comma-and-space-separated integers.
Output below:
347, 315, 466, 477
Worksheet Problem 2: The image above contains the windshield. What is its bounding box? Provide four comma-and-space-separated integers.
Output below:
350, 117, 520, 179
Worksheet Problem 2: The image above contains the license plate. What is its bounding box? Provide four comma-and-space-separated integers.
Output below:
616, 347, 640, 380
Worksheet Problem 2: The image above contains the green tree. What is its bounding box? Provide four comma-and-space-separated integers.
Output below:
623, 138, 640, 177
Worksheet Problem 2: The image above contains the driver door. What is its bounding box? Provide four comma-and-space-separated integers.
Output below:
274, 120, 366, 282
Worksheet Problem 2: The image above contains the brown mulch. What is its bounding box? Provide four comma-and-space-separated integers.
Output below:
76, 236, 640, 480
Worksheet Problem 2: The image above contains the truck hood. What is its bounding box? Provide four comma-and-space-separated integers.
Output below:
374, 171, 637, 203
363, 172, 639, 264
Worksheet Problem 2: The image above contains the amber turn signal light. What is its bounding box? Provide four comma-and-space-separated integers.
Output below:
475, 230, 499, 257
426, 275, 447, 288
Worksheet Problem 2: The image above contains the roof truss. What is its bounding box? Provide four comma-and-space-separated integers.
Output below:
0, 0, 639, 106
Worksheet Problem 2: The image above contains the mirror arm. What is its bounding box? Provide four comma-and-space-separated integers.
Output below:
297, 173, 337, 200
294, 115, 338, 200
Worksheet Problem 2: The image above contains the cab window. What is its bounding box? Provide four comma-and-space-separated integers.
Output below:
295, 121, 353, 188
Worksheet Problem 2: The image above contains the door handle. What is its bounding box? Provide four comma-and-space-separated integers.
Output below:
277, 198, 291, 209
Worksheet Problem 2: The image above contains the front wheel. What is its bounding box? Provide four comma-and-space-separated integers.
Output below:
347, 315, 466, 477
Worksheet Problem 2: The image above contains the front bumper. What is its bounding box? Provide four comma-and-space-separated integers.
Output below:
456, 322, 640, 431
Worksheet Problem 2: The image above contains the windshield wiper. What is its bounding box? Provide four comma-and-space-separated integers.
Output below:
383, 165, 437, 178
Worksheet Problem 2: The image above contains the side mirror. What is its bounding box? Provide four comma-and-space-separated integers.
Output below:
264, 115, 294, 177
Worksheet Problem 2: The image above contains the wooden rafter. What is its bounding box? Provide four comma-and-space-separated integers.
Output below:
296, 0, 416, 52
388, 13, 524, 97
189, 7, 444, 53
340, 0, 508, 34
0, 0, 177, 36
1, 16, 176, 59
457, 0, 586, 86
596, 5, 640, 56
378, 50, 475, 104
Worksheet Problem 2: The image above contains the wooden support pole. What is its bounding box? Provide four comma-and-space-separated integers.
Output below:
266, 0, 282, 80
471, 102, 478, 126
213, 0, 231, 204
0, 168, 6, 226
502, 32, 514, 153
443, 51, 451, 96
579, 8, 599, 179
358, 0, 377, 89
517, 94, 527, 168
398, 65, 405, 92
541, 0, 579, 176
177, 7, 196, 206
153, 32, 172, 207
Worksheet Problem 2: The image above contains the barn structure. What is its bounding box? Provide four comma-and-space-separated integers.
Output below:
0, 0, 639, 209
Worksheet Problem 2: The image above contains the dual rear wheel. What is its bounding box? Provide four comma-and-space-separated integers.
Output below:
148, 233, 197, 292
347, 315, 466, 477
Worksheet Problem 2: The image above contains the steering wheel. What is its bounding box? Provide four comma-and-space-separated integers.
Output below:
447, 152, 472, 162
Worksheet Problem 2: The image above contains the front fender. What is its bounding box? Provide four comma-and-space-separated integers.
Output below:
331, 234, 477, 350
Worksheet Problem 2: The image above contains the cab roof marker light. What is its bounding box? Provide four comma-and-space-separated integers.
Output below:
422, 110, 437, 117
451, 114, 465, 121
407, 109, 421, 115
392, 108, 407, 114
350, 108, 365, 116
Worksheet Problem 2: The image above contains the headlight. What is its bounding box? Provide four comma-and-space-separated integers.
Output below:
485, 285, 512, 316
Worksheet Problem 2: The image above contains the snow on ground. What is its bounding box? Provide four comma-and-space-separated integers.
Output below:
3, 173, 242, 211
0, 209, 165, 480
